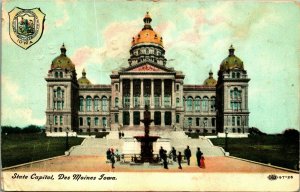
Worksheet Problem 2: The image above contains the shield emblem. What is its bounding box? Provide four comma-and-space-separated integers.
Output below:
8, 7, 46, 49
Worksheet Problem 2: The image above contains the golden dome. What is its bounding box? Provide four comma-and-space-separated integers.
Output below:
204, 70, 217, 86
51, 44, 75, 71
78, 69, 92, 85
220, 45, 244, 72
131, 12, 163, 47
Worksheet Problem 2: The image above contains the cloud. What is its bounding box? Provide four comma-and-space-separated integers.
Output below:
1, 107, 45, 126
55, 9, 70, 27
2, 75, 25, 102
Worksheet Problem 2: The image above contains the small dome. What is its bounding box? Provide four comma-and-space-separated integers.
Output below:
204, 70, 217, 86
78, 69, 92, 85
131, 12, 163, 47
220, 45, 244, 72
51, 44, 75, 71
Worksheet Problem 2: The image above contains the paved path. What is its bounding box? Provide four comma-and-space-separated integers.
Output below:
4, 155, 295, 173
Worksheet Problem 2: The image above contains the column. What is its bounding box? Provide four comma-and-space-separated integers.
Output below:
119, 80, 123, 108
172, 80, 175, 107
180, 83, 183, 107
130, 79, 133, 108
161, 111, 165, 127
129, 111, 133, 126
151, 79, 154, 108
161, 79, 164, 107
64, 85, 68, 110
141, 79, 144, 108
245, 85, 248, 110
49, 86, 52, 109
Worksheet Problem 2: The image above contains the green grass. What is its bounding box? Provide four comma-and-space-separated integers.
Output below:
210, 135, 299, 170
1, 133, 84, 168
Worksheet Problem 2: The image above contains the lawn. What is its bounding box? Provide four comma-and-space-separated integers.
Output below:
1, 133, 84, 168
210, 135, 299, 170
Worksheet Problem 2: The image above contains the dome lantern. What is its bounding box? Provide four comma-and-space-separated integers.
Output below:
229, 44, 235, 56
204, 70, 217, 87
143, 12, 152, 30
60, 43, 66, 56
78, 68, 92, 85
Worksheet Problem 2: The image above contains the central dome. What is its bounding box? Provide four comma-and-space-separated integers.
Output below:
131, 12, 163, 47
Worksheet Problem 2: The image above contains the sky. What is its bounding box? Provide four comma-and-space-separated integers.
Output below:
1, 0, 299, 133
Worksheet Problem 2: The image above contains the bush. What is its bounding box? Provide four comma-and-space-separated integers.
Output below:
248, 127, 267, 136
283, 129, 299, 144
188, 128, 192, 133
196, 129, 200, 133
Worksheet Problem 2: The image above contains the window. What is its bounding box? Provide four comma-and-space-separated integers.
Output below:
144, 96, 150, 107
115, 84, 118, 91
114, 114, 119, 123
102, 117, 107, 128
102, 97, 107, 111
154, 96, 160, 107
237, 116, 241, 126
86, 96, 92, 111
188, 118, 192, 126
176, 84, 179, 91
133, 111, 140, 125
123, 112, 129, 125
202, 97, 209, 112
57, 101, 61, 110
60, 116, 63, 125
237, 73, 240, 78
232, 72, 236, 78
59, 72, 63, 78
54, 72, 58, 78
134, 96, 140, 108
54, 116, 58, 125
87, 117, 91, 126
124, 95, 130, 108
165, 112, 172, 125
154, 111, 161, 125
164, 96, 171, 107
54, 128, 57, 132
176, 98, 180, 107
212, 118, 216, 127
187, 97, 193, 111
94, 97, 99, 111
232, 116, 235, 126
62, 101, 64, 109
176, 114, 180, 123
59, 128, 62, 132
196, 118, 200, 126
146, 49, 149, 54
94, 117, 99, 126
79, 97, 84, 111
57, 87, 62, 98
79, 117, 83, 126
211, 97, 216, 111
195, 97, 200, 112
115, 97, 119, 108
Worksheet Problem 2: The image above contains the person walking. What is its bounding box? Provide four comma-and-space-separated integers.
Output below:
177, 151, 182, 169
196, 147, 203, 167
115, 149, 120, 161
200, 156, 206, 168
184, 145, 192, 166
159, 146, 164, 161
110, 152, 115, 169
171, 147, 177, 162
162, 150, 168, 169
106, 148, 111, 161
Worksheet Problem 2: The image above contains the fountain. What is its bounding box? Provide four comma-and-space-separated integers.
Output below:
134, 105, 160, 163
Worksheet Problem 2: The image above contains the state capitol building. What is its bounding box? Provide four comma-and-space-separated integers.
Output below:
45, 13, 250, 135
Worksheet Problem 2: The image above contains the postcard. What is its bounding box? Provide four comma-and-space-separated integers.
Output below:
1, 0, 299, 191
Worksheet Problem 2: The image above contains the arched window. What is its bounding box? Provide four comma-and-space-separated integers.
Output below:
176, 84, 179, 91
57, 101, 61, 110
86, 96, 92, 111
232, 128, 236, 133
102, 96, 107, 111
94, 97, 99, 111
237, 72, 240, 78
54, 72, 58, 78
87, 117, 91, 126
54, 128, 57, 132
94, 117, 99, 126
79, 117, 83, 126
176, 114, 180, 123
202, 97, 209, 112
102, 117, 107, 128
146, 49, 149, 54
79, 97, 84, 111
59, 127, 62, 132
115, 97, 119, 107
232, 116, 235, 126
176, 98, 180, 107
187, 97, 193, 111
237, 116, 241, 126
59, 72, 63, 78
115, 84, 118, 91
232, 72, 236, 78
195, 97, 201, 112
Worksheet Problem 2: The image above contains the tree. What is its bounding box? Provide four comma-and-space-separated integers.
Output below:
248, 127, 267, 136
282, 128, 299, 144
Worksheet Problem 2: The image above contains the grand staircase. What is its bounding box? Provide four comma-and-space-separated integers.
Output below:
69, 131, 225, 157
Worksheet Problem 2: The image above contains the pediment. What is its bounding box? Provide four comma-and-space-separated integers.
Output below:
124, 63, 173, 73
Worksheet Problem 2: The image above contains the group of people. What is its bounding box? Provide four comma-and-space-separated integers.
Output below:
106, 148, 120, 169
160, 146, 205, 169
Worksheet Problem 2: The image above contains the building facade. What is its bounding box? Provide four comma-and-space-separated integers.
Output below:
45, 13, 250, 134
